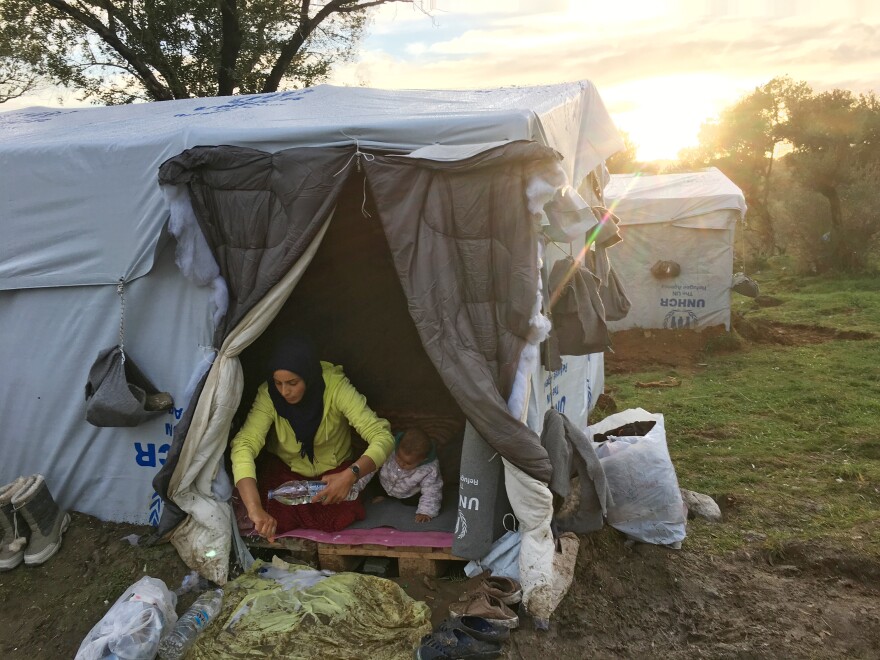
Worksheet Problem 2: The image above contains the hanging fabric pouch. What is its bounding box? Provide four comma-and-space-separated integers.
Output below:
84, 280, 171, 427
589, 247, 632, 323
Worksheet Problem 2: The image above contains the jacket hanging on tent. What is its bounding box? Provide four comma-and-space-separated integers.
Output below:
545, 256, 610, 367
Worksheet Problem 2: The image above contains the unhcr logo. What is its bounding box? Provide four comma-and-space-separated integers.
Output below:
455, 511, 468, 539
664, 310, 699, 329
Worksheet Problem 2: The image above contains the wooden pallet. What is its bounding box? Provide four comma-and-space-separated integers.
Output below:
243, 537, 464, 578
317, 543, 464, 578
244, 536, 319, 566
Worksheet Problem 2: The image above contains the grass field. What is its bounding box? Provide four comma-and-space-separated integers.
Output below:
604, 264, 880, 559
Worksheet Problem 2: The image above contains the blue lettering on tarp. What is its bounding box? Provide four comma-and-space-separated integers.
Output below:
174, 89, 314, 117
165, 423, 174, 437
135, 442, 170, 467
149, 491, 162, 527
660, 298, 706, 308
169, 407, 183, 420
554, 396, 566, 414
0, 109, 78, 127
135, 442, 156, 467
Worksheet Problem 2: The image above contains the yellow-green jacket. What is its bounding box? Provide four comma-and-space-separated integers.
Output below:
231, 362, 394, 483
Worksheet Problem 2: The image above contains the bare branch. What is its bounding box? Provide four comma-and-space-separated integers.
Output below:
262, 0, 413, 93
41, 0, 174, 100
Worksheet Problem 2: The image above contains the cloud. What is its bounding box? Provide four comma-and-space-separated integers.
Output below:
330, 8, 880, 158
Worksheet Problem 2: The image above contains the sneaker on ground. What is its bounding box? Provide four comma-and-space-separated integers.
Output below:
476, 575, 522, 605
448, 592, 518, 630
414, 628, 502, 659
413, 644, 450, 660
439, 615, 510, 643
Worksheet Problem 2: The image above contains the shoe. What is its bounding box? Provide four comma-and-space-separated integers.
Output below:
414, 643, 449, 660
439, 615, 510, 643
448, 592, 518, 629
11, 475, 71, 566
0, 477, 29, 571
414, 629, 502, 659
475, 575, 522, 605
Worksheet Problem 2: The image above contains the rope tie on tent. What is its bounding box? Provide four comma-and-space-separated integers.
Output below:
117, 278, 126, 363
334, 134, 376, 219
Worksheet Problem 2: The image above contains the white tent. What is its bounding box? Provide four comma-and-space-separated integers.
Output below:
603, 168, 747, 331
1, 82, 622, 612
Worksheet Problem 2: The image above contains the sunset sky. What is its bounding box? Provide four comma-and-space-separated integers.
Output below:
328, 0, 880, 160
8, 1, 880, 161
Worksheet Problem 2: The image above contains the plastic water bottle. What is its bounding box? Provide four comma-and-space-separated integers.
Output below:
157, 588, 223, 660
268, 480, 360, 505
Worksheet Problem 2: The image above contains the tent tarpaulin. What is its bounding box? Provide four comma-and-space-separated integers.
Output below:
0, 82, 623, 603
0, 80, 620, 526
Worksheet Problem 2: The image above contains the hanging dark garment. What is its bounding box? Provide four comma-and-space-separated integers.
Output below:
545, 255, 611, 364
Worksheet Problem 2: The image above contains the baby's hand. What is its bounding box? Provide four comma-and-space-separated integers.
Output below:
415, 514, 432, 523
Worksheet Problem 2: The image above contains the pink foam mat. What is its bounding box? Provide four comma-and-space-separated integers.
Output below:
234, 497, 454, 548
275, 527, 453, 547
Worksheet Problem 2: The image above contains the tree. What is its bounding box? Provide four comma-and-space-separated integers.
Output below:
680, 76, 812, 256
0, 26, 40, 103
606, 130, 639, 174
0, 0, 424, 105
783, 89, 880, 270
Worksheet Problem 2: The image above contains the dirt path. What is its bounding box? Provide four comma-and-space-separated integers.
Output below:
2, 514, 878, 658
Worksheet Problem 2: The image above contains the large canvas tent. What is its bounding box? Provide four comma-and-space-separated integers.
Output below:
0, 82, 623, 615
603, 168, 747, 331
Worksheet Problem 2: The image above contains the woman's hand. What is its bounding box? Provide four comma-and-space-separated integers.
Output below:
237, 477, 278, 542
249, 507, 278, 542
313, 469, 357, 505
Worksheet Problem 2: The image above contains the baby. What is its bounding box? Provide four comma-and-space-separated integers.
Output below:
362, 428, 443, 523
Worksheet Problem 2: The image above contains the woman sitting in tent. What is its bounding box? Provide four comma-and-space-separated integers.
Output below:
231, 336, 395, 540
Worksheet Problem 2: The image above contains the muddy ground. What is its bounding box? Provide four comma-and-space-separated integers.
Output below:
2, 324, 879, 659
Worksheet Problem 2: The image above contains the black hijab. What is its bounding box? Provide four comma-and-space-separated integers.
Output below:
266, 336, 326, 463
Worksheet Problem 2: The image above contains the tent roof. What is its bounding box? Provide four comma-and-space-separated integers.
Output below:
604, 167, 747, 228
0, 81, 622, 291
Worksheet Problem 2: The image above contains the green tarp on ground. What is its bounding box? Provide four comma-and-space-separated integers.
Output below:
189, 558, 431, 659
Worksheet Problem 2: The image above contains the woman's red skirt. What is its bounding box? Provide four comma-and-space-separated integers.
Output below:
254, 452, 366, 534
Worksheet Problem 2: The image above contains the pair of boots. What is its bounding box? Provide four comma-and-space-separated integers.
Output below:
0, 475, 70, 571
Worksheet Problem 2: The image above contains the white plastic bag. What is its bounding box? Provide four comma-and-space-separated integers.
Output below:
593, 411, 687, 546
75, 576, 178, 660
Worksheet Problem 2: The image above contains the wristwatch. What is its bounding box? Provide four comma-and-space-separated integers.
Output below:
349, 464, 361, 477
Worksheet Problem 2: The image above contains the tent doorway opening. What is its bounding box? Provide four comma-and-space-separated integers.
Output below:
234, 173, 467, 513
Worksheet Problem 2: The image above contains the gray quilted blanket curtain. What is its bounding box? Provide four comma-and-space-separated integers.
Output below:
152, 145, 356, 528
365, 141, 560, 482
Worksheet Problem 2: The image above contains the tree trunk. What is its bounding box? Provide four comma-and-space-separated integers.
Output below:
819, 186, 849, 270
218, 0, 242, 96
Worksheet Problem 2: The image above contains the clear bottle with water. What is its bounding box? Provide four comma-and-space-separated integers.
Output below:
157, 588, 223, 660
268, 480, 360, 505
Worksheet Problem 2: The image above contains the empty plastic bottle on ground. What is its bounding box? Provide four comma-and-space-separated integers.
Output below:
268, 480, 360, 505
157, 588, 223, 660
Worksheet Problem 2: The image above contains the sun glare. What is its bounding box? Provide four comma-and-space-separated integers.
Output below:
603, 73, 757, 162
